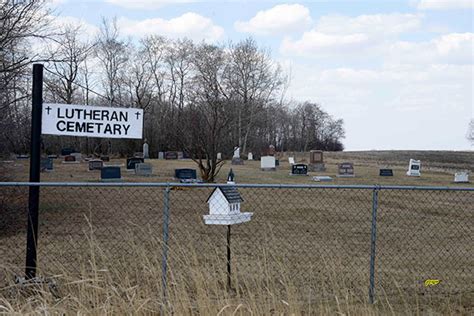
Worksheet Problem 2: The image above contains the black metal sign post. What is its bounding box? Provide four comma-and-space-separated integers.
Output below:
25, 64, 43, 279
227, 224, 232, 290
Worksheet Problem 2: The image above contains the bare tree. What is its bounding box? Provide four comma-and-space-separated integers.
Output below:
225, 38, 284, 154
95, 17, 128, 106
44, 24, 94, 104
467, 119, 474, 147
181, 43, 230, 182
0, 0, 51, 155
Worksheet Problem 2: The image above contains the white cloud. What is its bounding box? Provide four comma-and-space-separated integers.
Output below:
234, 4, 312, 35
385, 33, 474, 64
105, 0, 194, 10
315, 13, 422, 36
416, 0, 473, 10
117, 13, 224, 41
280, 13, 424, 57
281, 32, 368, 56
286, 62, 473, 150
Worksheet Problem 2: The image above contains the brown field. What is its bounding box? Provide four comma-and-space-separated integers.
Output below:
0, 151, 473, 314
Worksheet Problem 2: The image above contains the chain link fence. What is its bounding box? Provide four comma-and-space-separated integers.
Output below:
0, 182, 473, 306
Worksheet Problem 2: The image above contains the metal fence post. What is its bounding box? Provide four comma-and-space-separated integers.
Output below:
368, 187, 379, 304
161, 186, 171, 311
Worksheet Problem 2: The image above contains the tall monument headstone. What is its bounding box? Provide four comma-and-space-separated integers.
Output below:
143, 140, 149, 159
308, 150, 326, 172
231, 146, 244, 165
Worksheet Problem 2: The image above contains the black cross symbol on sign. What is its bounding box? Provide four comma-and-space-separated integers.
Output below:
135, 111, 141, 119
45, 106, 52, 115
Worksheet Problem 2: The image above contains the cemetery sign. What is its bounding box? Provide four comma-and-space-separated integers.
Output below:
42, 103, 143, 139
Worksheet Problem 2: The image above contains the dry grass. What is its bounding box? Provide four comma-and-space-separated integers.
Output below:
0, 151, 473, 314
1, 223, 471, 315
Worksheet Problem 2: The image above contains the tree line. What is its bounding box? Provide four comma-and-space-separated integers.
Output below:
1, 1, 345, 180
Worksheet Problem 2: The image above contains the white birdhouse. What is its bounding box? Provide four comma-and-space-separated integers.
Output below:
203, 169, 253, 225
406, 159, 421, 176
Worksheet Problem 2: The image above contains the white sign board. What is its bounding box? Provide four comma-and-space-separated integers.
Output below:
42, 103, 143, 139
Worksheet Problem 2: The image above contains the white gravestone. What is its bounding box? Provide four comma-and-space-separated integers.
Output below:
288, 157, 295, 165
217, 152, 222, 160
454, 171, 469, 183
248, 152, 253, 160
158, 151, 164, 159
406, 159, 421, 176
261, 156, 276, 171
231, 146, 244, 165
143, 142, 149, 159
70, 152, 82, 161
233, 147, 240, 158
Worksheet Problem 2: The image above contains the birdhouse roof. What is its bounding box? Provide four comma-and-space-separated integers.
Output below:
207, 186, 243, 204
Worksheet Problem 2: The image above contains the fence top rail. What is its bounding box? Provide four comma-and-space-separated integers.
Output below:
0, 182, 473, 191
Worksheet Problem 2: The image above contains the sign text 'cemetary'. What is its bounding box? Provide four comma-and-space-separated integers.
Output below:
42, 103, 143, 139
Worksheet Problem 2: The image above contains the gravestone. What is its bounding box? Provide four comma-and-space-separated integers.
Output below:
126, 157, 144, 170
100, 155, 110, 162
165, 151, 178, 159
135, 163, 153, 176
16, 154, 29, 159
101, 166, 121, 181
231, 146, 244, 165
143, 141, 149, 159
89, 159, 103, 171
62, 155, 79, 164
288, 157, 295, 165
406, 159, 421, 176
248, 152, 253, 160
313, 176, 333, 182
309, 150, 326, 171
158, 152, 164, 160
454, 171, 469, 183
61, 148, 74, 156
40, 157, 53, 171
275, 159, 279, 166
261, 156, 276, 171
71, 152, 82, 162
134, 152, 144, 158
175, 168, 197, 182
177, 151, 184, 159
337, 162, 355, 178
47, 154, 58, 159
379, 169, 394, 176
217, 152, 222, 160
291, 164, 308, 175
267, 145, 276, 156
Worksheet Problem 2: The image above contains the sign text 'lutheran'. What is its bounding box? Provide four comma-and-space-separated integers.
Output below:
42, 103, 143, 139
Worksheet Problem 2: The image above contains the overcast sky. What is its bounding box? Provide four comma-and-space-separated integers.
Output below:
50, 0, 473, 151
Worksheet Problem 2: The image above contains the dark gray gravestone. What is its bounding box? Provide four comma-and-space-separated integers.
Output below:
40, 157, 53, 171
126, 157, 144, 170
337, 162, 355, 178
61, 148, 74, 156
175, 169, 197, 182
101, 166, 121, 181
89, 159, 103, 171
165, 151, 178, 159
291, 164, 308, 175
379, 169, 393, 176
